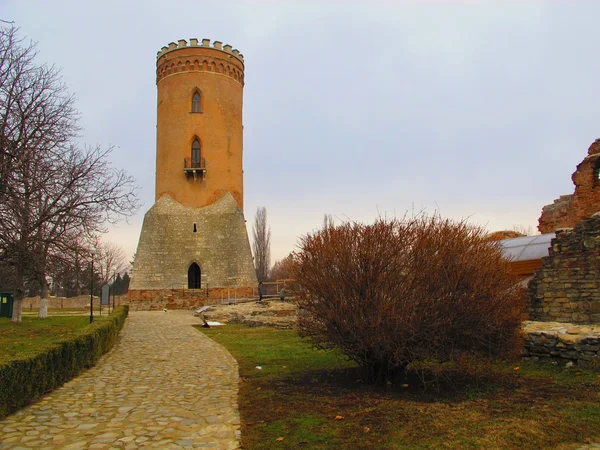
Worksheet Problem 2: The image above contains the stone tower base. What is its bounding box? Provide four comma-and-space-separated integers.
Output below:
129, 193, 257, 309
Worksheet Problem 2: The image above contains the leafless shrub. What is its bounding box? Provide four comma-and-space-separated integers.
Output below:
293, 215, 526, 386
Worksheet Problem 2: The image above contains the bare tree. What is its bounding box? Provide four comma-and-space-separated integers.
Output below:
0, 26, 79, 201
47, 244, 90, 297
269, 253, 294, 281
95, 241, 127, 286
252, 206, 271, 282
0, 26, 139, 322
512, 224, 538, 236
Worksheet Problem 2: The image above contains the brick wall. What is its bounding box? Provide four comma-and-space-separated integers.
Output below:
155, 40, 246, 211
128, 286, 255, 311
538, 138, 600, 233
529, 213, 600, 323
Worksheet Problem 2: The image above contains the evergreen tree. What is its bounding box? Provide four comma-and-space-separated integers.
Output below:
122, 273, 130, 293
111, 273, 124, 295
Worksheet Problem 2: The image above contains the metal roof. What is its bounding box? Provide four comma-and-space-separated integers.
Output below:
498, 233, 555, 262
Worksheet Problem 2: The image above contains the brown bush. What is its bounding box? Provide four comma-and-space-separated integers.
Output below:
292, 216, 526, 385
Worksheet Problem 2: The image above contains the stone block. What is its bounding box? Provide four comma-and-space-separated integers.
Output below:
571, 313, 590, 322
558, 334, 580, 344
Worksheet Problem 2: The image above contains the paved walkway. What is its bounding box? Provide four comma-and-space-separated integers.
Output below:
0, 311, 241, 449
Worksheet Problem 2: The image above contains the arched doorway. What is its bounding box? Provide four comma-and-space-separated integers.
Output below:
188, 263, 201, 289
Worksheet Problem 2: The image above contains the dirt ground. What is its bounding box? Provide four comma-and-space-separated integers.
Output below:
198, 299, 297, 329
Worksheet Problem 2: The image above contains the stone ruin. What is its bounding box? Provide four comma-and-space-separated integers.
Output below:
524, 210, 600, 368
529, 213, 600, 324
538, 138, 600, 233
521, 139, 600, 367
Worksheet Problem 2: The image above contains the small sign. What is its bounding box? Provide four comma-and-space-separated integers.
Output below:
101, 285, 110, 305
2, 297, 6, 303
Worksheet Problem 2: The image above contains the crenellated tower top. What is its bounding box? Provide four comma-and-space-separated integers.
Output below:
156, 38, 245, 85
157, 38, 244, 62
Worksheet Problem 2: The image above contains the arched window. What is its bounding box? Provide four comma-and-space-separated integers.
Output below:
188, 263, 201, 289
192, 92, 201, 113
191, 139, 201, 168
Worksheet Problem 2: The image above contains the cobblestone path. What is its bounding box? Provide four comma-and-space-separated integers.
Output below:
0, 311, 241, 449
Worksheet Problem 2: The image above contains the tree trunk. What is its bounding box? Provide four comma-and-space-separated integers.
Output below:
12, 266, 24, 323
38, 298, 48, 318
37, 274, 49, 318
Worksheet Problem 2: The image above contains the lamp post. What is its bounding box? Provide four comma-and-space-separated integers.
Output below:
89, 248, 96, 324
112, 271, 116, 313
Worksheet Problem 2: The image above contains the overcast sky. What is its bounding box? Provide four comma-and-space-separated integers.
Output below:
3, 0, 600, 265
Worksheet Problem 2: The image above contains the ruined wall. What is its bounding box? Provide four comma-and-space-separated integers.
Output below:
523, 321, 600, 368
129, 193, 257, 293
538, 139, 600, 233
529, 213, 600, 323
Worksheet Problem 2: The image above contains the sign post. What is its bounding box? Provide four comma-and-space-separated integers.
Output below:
101, 284, 110, 315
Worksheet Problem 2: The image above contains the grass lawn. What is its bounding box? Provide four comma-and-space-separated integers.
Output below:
0, 315, 97, 362
199, 325, 600, 450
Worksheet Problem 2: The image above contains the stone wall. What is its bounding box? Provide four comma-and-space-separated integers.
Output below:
529, 213, 600, 323
130, 193, 257, 292
523, 321, 600, 368
538, 138, 600, 233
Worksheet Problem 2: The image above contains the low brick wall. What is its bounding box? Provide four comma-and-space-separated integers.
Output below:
529, 213, 600, 323
523, 321, 600, 368
128, 286, 255, 311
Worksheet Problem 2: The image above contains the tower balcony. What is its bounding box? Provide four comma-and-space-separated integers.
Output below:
183, 157, 206, 181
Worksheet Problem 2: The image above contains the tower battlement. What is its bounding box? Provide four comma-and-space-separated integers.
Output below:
157, 38, 244, 63
156, 38, 245, 86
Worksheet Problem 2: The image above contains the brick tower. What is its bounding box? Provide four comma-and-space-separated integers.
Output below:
129, 39, 257, 309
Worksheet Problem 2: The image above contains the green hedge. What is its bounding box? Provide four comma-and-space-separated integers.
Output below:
0, 305, 129, 419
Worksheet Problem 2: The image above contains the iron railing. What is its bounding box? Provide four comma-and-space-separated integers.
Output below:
184, 157, 206, 169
